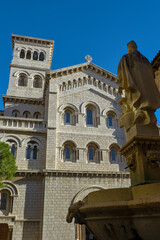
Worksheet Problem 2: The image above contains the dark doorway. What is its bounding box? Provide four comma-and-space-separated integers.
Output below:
0, 224, 9, 240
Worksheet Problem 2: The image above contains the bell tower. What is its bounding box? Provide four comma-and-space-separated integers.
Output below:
7, 34, 54, 98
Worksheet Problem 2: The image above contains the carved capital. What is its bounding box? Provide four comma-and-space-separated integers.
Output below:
126, 154, 136, 172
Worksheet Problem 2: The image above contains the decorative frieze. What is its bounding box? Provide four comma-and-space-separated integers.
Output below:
15, 169, 129, 178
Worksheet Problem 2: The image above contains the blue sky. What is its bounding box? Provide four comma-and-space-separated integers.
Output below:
1, 0, 160, 122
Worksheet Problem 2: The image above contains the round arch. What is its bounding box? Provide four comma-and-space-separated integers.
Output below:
80, 101, 100, 115
21, 136, 42, 147
30, 72, 45, 79
71, 185, 105, 205
1, 181, 19, 197
61, 140, 77, 148
1, 135, 21, 147
58, 103, 78, 113
13, 70, 30, 77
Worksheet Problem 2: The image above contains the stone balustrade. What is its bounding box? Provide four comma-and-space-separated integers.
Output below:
0, 116, 46, 133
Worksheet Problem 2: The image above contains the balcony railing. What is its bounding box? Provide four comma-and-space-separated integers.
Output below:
0, 116, 46, 133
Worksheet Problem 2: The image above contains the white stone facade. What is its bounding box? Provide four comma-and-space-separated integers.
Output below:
0, 35, 130, 240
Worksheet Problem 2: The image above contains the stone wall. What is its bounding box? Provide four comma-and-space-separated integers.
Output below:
42, 174, 130, 240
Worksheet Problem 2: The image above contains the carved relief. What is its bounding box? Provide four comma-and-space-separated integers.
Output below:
147, 150, 160, 167
126, 154, 136, 171
66, 201, 84, 224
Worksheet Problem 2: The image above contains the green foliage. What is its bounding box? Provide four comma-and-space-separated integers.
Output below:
0, 142, 17, 187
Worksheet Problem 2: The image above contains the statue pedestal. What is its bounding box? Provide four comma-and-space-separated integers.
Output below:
121, 135, 160, 186
125, 124, 159, 142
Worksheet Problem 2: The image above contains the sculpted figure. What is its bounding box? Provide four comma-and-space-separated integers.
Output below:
66, 201, 84, 224
117, 41, 160, 131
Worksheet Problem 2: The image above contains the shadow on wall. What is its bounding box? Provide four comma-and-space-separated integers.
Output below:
14, 176, 43, 240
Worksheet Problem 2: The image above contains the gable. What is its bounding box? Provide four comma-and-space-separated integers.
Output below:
58, 70, 119, 102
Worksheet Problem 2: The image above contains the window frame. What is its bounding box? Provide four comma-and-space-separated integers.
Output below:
26, 50, 31, 59
106, 112, 117, 129
109, 144, 120, 164
18, 74, 28, 87
33, 51, 38, 60
63, 108, 76, 126
26, 141, 39, 160
63, 141, 77, 162
33, 75, 42, 88
39, 52, 45, 61
86, 108, 93, 126
20, 49, 25, 59
0, 190, 11, 215
87, 143, 100, 164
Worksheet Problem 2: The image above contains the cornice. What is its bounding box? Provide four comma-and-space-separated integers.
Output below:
2, 95, 43, 105
10, 63, 49, 72
49, 62, 118, 83
0, 128, 47, 135
15, 169, 129, 178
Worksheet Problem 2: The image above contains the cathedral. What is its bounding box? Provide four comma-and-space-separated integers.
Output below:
0, 35, 130, 240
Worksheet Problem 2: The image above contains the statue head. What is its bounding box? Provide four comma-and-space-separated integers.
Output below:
127, 41, 137, 54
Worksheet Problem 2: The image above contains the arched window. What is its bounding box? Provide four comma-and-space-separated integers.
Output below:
26, 145, 31, 159
33, 112, 41, 119
88, 147, 94, 161
12, 110, 20, 117
108, 116, 113, 127
68, 81, 72, 90
26, 141, 39, 160
86, 109, 93, 125
20, 49, 25, 59
26, 50, 31, 59
109, 144, 120, 164
86, 104, 99, 127
62, 82, 66, 91
18, 74, 27, 87
65, 112, 70, 124
113, 88, 117, 96
65, 147, 70, 160
0, 189, 12, 215
33, 146, 38, 160
39, 52, 45, 61
33, 75, 42, 88
33, 51, 38, 60
0, 192, 7, 210
106, 112, 117, 129
0, 183, 18, 215
110, 149, 116, 161
0, 191, 11, 214
23, 111, 31, 118
63, 141, 77, 162
73, 80, 77, 88
64, 108, 76, 125
87, 142, 100, 163
6, 140, 17, 158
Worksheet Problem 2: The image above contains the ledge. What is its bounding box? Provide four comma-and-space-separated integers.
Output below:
2, 95, 43, 105
15, 169, 130, 178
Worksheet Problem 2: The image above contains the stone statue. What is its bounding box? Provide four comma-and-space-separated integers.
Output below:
117, 40, 160, 132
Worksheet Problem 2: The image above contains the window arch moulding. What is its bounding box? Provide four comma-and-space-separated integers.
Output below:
1, 135, 21, 147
